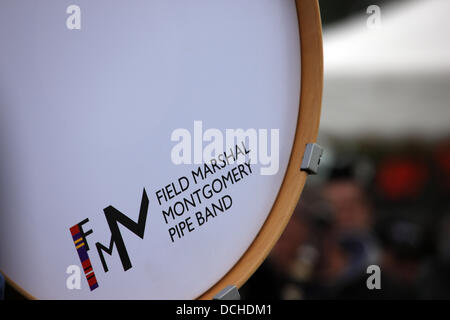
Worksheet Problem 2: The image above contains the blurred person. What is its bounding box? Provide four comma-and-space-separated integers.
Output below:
373, 151, 438, 299
307, 169, 430, 299
303, 162, 382, 299
321, 166, 378, 275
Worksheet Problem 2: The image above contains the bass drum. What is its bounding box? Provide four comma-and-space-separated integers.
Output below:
0, 0, 322, 299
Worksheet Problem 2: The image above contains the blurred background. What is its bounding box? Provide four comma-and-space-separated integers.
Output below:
241, 0, 450, 299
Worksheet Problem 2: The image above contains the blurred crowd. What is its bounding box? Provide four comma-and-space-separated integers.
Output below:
242, 139, 450, 299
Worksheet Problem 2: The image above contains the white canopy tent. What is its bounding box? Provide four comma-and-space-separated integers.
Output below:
319, 0, 450, 141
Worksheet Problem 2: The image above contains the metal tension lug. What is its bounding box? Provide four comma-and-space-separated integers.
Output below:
213, 285, 241, 300
300, 143, 324, 175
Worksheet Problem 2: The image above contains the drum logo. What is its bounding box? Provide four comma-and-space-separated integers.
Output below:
69, 189, 149, 291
